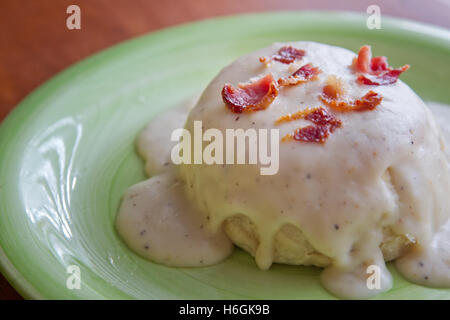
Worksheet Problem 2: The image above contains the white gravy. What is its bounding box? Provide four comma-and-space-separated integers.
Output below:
116, 100, 450, 298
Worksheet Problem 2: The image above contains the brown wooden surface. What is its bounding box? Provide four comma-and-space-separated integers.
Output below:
0, 0, 449, 300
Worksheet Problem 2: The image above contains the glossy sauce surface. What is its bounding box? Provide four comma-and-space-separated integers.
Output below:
116, 42, 450, 299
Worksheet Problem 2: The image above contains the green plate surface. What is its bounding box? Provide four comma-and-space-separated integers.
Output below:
1, 11, 450, 300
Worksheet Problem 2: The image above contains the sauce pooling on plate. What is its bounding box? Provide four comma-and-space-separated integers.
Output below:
117, 97, 233, 267
116, 42, 450, 299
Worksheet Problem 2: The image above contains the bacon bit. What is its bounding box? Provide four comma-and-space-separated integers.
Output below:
288, 125, 333, 143
260, 46, 306, 65
304, 108, 342, 130
320, 90, 382, 112
322, 75, 345, 100
273, 46, 305, 64
222, 74, 279, 113
259, 56, 269, 64
352, 45, 371, 73
281, 107, 342, 144
357, 66, 410, 85
370, 56, 389, 73
352, 45, 409, 85
275, 108, 316, 124
319, 75, 381, 112
277, 64, 321, 86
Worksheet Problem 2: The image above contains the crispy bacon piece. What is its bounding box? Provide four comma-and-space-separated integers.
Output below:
352, 45, 409, 85
283, 125, 335, 144
353, 45, 371, 73
357, 66, 410, 85
319, 75, 381, 112
280, 107, 342, 144
320, 90, 382, 112
322, 75, 345, 100
260, 46, 306, 65
222, 74, 279, 113
304, 107, 342, 128
277, 64, 321, 86
276, 108, 316, 124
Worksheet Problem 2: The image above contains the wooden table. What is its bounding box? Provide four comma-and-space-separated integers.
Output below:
1, 0, 448, 300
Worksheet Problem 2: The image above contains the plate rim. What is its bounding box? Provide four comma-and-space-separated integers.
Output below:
1, 10, 449, 300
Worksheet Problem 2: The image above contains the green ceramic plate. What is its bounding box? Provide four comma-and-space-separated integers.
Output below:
1, 11, 450, 300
